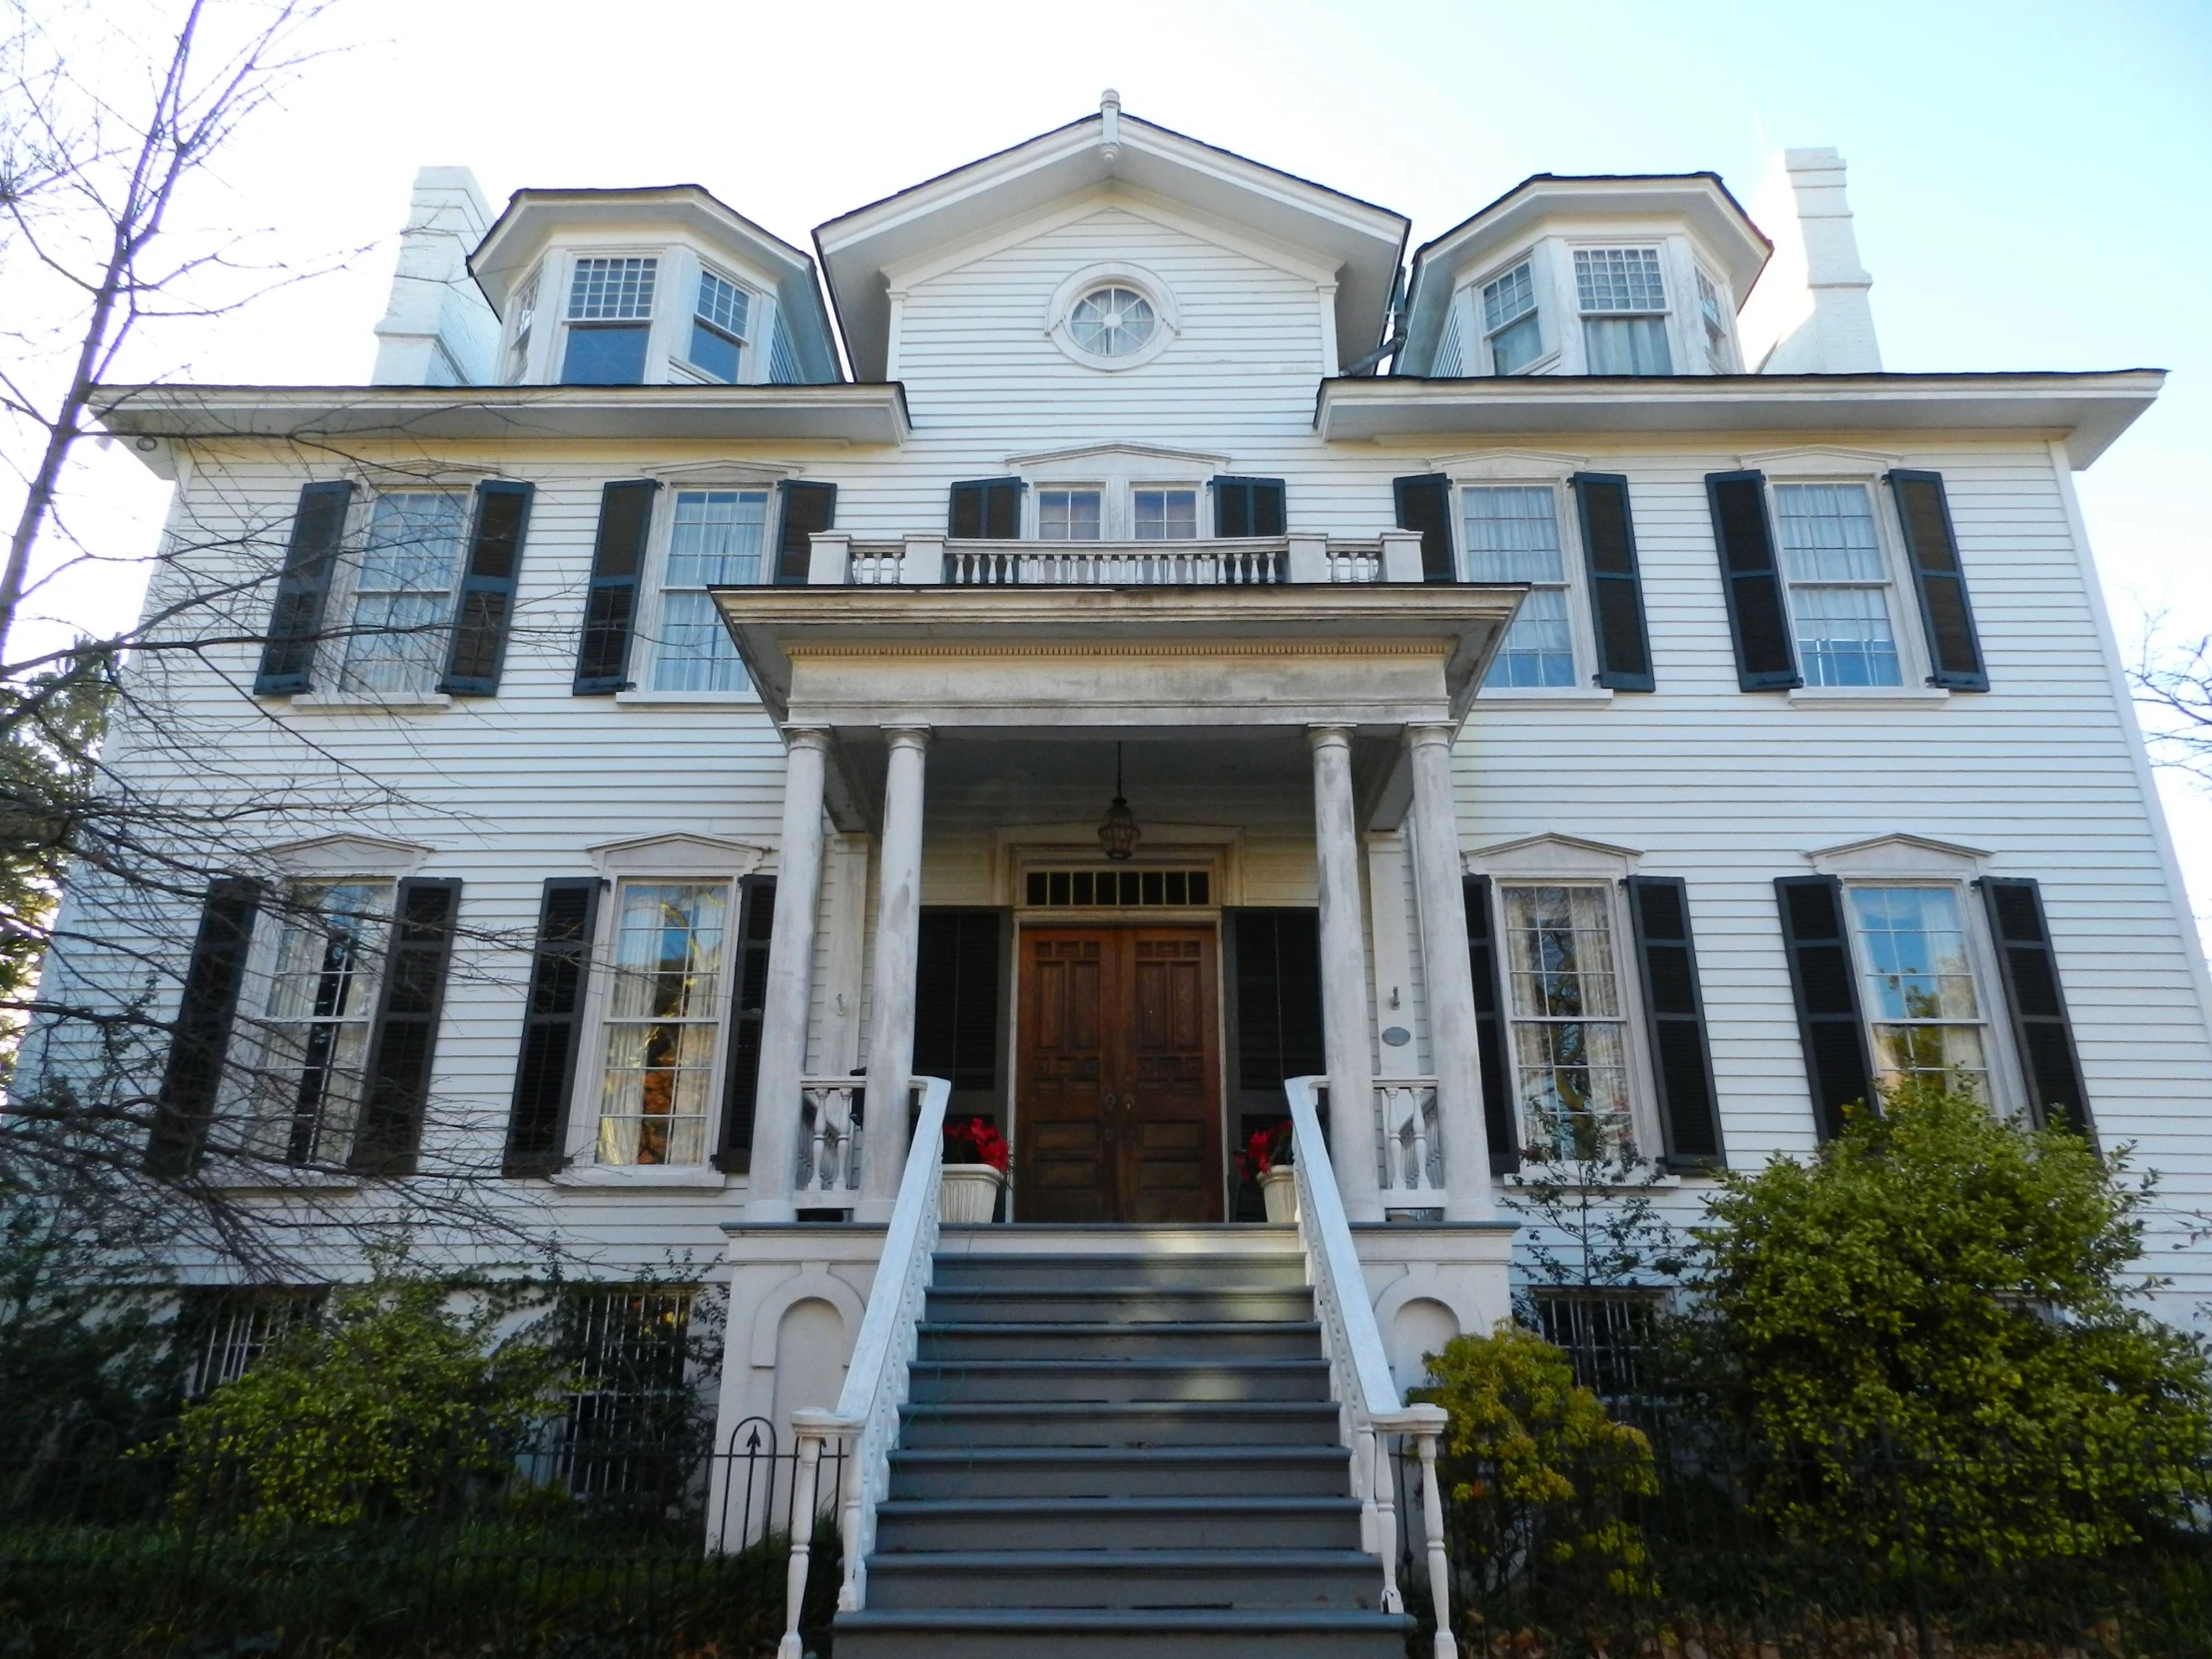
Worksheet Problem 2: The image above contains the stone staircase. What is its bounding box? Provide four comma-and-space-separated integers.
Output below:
831, 1226, 1412, 1658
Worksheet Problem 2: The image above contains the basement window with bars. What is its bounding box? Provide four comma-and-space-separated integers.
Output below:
555, 1287, 700, 1499
183, 1288, 324, 1397
1024, 868, 1212, 907
1528, 1289, 1659, 1397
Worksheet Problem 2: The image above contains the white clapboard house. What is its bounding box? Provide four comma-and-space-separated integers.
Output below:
78, 94, 2211, 1651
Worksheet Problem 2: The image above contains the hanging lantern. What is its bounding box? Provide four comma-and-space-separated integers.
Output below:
1098, 743, 1141, 860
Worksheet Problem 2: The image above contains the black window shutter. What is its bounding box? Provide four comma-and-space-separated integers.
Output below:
1391, 473, 1456, 583
440, 481, 534, 696
254, 481, 354, 695
1774, 875, 1873, 1140
948, 477, 1022, 539
1211, 476, 1287, 538
350, 877, 461, 1176
1225, 909, 1327, 1108
1978, 877, 2092, 1139
1570, 473, 1656, 692
573, 481, 658, 694
502, 877, 601, 1177
914, 908, 1006, 1093
1461, 874, 1518, 1173
1624, 875, 1724, 1169
1888, 470, 1988, 691
774, 480, 838, 585
714, 874, 778, 1173
148, 877, 265, 1174
1705, 470, 1801, 691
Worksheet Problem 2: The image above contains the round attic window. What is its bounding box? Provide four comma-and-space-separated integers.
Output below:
1048, 263, 1178, 371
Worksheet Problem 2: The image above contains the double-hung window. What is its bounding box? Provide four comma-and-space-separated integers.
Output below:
1845, 884, 1990, 1098
256, 879, 393, 1166
1480, 261, 1542, 374
653, 489, 765, 694
1038, 488, 1102, 540
688, 271, 749, 383
1133, 487, 1199, 540
1694, 268, 1731, 370
1498, 883, 1635, 1160
1575, 249, 1673, 375
563, 257, 658, 384
594, 880, 730, 1166
341, 493, 466, 696
1774, 483, 1904, 687
1465, 487, 1573, 688
507, 271, 539, 383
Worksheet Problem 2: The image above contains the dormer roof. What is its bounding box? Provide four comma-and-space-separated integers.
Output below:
814, 95, 1410, 382
468, 184, 840, 382
1398, 173, 1771, 376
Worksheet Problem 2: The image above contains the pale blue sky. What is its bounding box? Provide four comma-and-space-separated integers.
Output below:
38, 0, 2212, 927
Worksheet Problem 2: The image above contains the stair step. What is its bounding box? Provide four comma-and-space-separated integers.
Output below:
898, 1399, 1346, 1447
931, 1252, 1309, 1292
832, 1606, 1412, 1659
873, 1494, 1366, 1552
907, 1358, 1331, 1403
887, 1444, 1350, 1499
925, 1285, 1315, 1324
860, 1547, 1383, 1609
917, 1320, 1322, 1362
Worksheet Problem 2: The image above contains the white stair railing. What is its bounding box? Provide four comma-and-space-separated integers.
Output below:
776, 1074, 950, 1659
1285, 1075, 1456, 1659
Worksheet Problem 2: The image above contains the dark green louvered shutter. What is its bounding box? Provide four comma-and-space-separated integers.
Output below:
1774, 875, 1873, 1141
1391, 473, 1455, 583
714, 874, 777, 1173
1571, 473, 1656, 692
1226, 908, 1326, 1112
254, 481, 354, 695
440, 481, 534, 696
774, 480, 837, 585
1979, 877, 2092, 1138
573, 481, 657, 694
948, 477, 1023, 539
914, 909, 1006, 1094
1888, 470, 1988, 691
350, 877, 461, 1176
1211, 476, 1287, 538
1624, 875, 1724, 1169
1706, 470, 1801, 691
148, 877, 265, 1174
1461, 874, 1518, 1173
502, 877, 601, 1176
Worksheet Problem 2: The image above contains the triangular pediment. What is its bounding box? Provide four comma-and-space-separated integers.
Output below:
1465, 832, 1643, 876
263, 832, 434, 875
1809, 832, 1989, 875
587, 832, 772, 875
1006, 440, 1231, 472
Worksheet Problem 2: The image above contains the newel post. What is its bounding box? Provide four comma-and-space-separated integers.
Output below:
776, 1416, 829, 1659
1409, 1402, 1456, 1658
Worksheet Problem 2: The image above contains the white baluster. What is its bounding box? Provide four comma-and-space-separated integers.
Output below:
776, 1426, 824, 1659
1415, 1414, 1456, 1659
1375, 1429, 1402, 1613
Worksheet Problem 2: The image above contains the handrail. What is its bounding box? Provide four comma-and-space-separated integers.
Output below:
1285, 1075, 1456, 1659
777, 1074, 950, 1659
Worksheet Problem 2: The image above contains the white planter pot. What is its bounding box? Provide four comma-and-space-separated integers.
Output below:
940, 1164, 1005, 1224
1260, 1166, 1299, 1224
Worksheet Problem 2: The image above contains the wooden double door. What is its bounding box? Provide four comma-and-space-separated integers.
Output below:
1015, 926, 1223, 1224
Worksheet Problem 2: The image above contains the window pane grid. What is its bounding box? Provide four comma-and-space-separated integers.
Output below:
1132, 488, 1198, 540
1482, 263, 1535, 332
1466, 488, 1573, 688
1777, 483, 1903, 687
1067, 285, 1155, 356
1500, 884, 1634, 1159
568, 257, 658, 321
342, 493, 464, 695
654, 491, 764, 693
257, 880, 392, 1166
1574, 248, 1667, 313
1847, 885, 1989, 1097
597, 882, 729, 1166
1038, 488, 1102, 541
695, 272, 749, 338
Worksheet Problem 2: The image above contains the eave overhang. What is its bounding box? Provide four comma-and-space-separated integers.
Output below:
1317, 370, 2165, 467
91, 382, 910, 454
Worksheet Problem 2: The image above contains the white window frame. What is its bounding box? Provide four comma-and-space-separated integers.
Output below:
1438, 454, 1607, 703
1007, 444, 1227, 539
683, 264, 755, 385
1570, 244, 1674, 375
1693, 265, 1735, 372
1767, 475, 1913, 692
558, 250, 665, 386
1128, 481, 1203, 541
1045, 262, 1181, 373
1035, 484, 1106, 541
333, 488, 469, 700
643, 483, 770, 697
506, 267, 541, 384
1475, 255, 1545, 376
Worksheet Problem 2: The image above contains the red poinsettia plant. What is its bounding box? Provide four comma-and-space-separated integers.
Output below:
1237, 1119, 1294, 1183
942, 1117, 1010, 1172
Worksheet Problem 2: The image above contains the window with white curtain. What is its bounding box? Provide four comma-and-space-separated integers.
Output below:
1132, 488, 1199, 540
1038, 488, 1102, 540
1498, 882, 1636, 1160
255, 879, 393, 1166
340, 493, 466, 695
653, 490, 765, 694
1465, 486, 1574, 688
1574, 248, 1672, 375
1480, 261, 1542, 374
1774, 483, 1904, 687
595, 880, 730, 1166
1845, 884, 1990, 1098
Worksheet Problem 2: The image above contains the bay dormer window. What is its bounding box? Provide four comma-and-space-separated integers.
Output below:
1574, 248, 1672, 375
688, 270, 750, 384
1480, 261, 1542, 374
562, 256, 659, 384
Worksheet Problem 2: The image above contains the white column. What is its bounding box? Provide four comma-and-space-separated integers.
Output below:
746, 726, 833, 1223
1405, 722, 1495, 1221
857, 725, 930, 1222
1309, 724, 1382, 1223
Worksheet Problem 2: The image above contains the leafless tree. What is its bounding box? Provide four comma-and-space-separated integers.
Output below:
2131, 613, 2212, 790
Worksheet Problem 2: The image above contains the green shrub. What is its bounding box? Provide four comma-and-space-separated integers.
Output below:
1414, 1324, 1658, 1600
1685, 1078, 2212, 1567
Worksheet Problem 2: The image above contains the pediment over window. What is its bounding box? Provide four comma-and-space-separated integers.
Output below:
1005, 440, 1230, 474
586, 832, 771, 875
1464, 831, 1643, 878
643, 458, 799, 486
1428, 447, 1586, 480
1807, 832, 1989, 876
262, 832, 434, 877
1735, 444, 1903, 475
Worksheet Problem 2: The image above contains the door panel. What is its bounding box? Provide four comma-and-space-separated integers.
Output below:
1016, 926, 1222, 1224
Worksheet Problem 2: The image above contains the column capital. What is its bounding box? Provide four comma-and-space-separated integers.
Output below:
1307, 723, 1356, 751
1403, 721, 1457, 752
782, 723, 835, 754
882, 724, 933, 752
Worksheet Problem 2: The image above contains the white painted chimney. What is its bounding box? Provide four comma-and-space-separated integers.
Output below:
1738, 147, 1883, 374
370, 166, 499, 386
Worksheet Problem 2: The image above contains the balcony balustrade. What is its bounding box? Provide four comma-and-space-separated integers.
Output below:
808, 530, 1425, 587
